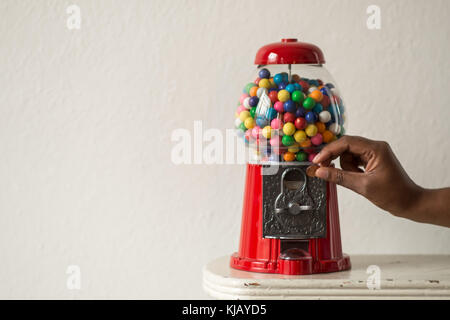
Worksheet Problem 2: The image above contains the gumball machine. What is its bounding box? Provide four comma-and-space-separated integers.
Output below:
230, 38, 351, 275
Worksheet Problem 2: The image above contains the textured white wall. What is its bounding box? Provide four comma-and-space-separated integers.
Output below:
0, 0, 449, 299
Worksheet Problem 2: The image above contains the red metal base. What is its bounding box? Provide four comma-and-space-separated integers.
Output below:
230, 163, 351, 275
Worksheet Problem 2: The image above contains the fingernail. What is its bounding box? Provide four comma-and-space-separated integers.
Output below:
315, 167, 329, 179
312, 153, 321, 163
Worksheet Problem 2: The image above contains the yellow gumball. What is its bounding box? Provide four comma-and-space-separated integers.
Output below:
262, 126, 272, 139
282, 122, 296, 136
278, 90, 290, 102
259, 79, 271, 89
244, 117, 255, 129
288, 144, 300, 153
239, 110, 251, 122
294, 130, 307, 143
305, 124, 318, 137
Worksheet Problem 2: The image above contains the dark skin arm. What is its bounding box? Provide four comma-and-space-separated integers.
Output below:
310, 135, 450, 228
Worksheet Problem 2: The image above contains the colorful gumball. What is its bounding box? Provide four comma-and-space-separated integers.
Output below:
291, 74, 301, 82
270, 118, 283, 130
295, 107, 305, 118
291, 90, 305, 103
285, 84, 296, 93
315, 121, 326, 133
305, 111, 317, 123
270, 136, 282, 147
249, 96, 259, 107
282, 122, 296, 136
311, 133, 323, 146
274, 101, 284, 113
240, 93, 249, 104
244, 82, 256, 94
259, 68, 270, 79
250, 107, 256, 118
322, 130, 334, 143
234, 118, 243, 128
319, 110, 331, 123
283, 100, 296, 113
321, 95, 330, 108
312, 103, 323, 114
294, 130, 307, 143
309, 89, 323, 102
258, 79, 271, 89
251, 126, 262, 139
237, 105, 246, 114
296, 151, 308, 162
282, 135, 295, 147
244, 117, 255, 129
305, 124, 318, 137
299, 80, 309, 93
288, 144, 300, 153
262, 126, 273, 139
269, 90, 278, 103
295, 117, 307, 130
328, 123, 341, 135
283, 152, 296, 162
249, 86, 258, 97
283, 112, 296, 123
256, 116, 268, 127
299, 138, 311, 148
239, 110, 251, 122
303, 97, 316, 110
278, 90, 290, 102
238, 122, 246, 132
254, 77, 260, 85
273, 73, 284, 85
308, 153, 317, 162
243, 97, 251, 109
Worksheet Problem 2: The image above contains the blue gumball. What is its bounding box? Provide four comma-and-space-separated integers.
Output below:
308, 79, 319, 86
293, 83, 302, 91
312, 103, 323, 114
249, 96, 259, 107
305, 111, 317, 123
320, 87, 330, 96
281, 72, 289, 82
273, 73, 284, 85
278, 82, 287, 90
259, 68, 270, 79
283, 100, 297, 113
256, 116, 268, 127
295, 107, 305, 118
285, 84, 296, 93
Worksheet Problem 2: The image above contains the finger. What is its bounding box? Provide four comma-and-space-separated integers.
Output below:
315, 166, 366, 195
312, 136, 372, 164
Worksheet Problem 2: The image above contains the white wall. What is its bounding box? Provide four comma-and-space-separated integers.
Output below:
0, 0, 449, 299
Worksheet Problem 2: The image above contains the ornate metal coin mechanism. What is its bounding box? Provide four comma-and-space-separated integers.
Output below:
263, 165, 327, 259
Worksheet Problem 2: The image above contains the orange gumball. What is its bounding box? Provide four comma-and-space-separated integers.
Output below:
316, 122, 326, 133
300, 138, 312, 148
249, 86, 258, 97
309, 89, 323, 102
283, 151, 296, 162
322, 130, 335, 143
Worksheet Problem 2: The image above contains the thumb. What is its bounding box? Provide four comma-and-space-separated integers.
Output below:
315, 166, 366, 195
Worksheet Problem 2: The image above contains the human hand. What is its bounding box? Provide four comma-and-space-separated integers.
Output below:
309, 135, 423, 220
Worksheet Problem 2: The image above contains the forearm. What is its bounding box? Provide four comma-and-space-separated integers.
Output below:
401, 187, 450, 227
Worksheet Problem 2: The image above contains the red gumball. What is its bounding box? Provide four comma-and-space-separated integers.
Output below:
283, 112, 296, 123
299, 80, 309, 93
254, 77, 261, 85
268, 90, 278, 103
295, 117, 307, 130
321, 95, 330, 108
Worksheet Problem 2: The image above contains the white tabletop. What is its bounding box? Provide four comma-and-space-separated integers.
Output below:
203, 255, 450, 299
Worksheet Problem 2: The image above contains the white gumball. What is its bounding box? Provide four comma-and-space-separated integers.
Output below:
328, 123, 341, 135
319, 111, 331, 123
235, 118, 243, 128
243, 97, 251, 109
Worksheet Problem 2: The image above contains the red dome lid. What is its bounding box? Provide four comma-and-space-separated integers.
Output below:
254, 38, 325, 65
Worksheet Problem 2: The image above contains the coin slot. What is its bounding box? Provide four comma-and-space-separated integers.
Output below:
283, 169, 305, 191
